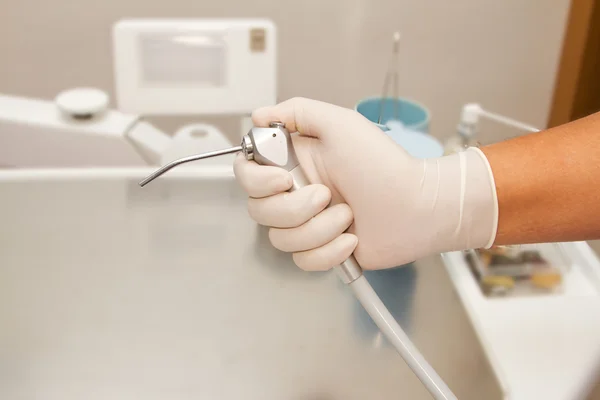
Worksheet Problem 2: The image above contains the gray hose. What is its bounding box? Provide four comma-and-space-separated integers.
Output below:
349, 275, 457, 400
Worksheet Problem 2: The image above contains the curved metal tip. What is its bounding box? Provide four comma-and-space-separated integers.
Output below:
138, 145, 243, 187
139, 158, 183, 187
139, 165, 172, 187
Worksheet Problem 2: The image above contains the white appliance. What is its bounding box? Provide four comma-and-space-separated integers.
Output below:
112, 19, 277, 116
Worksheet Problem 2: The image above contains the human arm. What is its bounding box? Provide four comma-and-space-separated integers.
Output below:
483, 111, 600, 245
234, 97, 600, 271
234, 97, 496, 270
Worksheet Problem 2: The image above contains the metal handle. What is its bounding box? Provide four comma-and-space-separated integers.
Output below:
256, 124, 363, 284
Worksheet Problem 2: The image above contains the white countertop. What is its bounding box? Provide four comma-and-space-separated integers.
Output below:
443, 242, 600, 400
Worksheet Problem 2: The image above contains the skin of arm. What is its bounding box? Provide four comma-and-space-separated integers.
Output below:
481, 111, 600, 245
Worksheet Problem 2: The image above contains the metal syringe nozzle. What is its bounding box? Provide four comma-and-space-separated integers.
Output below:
138, 121, 294, 188
138, 145, 243, 187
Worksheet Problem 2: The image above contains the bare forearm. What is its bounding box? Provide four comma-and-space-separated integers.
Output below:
481, 111, 600, 245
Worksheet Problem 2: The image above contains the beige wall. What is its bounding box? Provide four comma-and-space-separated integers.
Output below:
0, 0, 570, 144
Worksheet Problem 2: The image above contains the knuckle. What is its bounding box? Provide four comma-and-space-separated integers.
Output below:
245, 174, 262, 194
292, 252, 313, 271
310, 185, 331, 211
246, 200, 256, 219
246, 199, 262, 222
236, 171, 258, 195
336, 203, 354, 222
293, 251, 332, 272
316, 183, 332, 199
239, 178, 255, 195
268, 228, 285, 251
353, 246, 380, 270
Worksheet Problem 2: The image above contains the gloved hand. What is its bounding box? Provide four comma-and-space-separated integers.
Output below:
234, 97, 498, 271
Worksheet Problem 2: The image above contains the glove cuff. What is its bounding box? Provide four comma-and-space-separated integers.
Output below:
420, 147, 499, 253
467, 147, 499, 248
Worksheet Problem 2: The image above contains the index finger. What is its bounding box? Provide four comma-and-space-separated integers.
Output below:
233, 153, 293, 198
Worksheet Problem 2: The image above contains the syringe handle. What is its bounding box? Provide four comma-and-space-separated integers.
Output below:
288, 165, 363, 284
246, 122, 363, 283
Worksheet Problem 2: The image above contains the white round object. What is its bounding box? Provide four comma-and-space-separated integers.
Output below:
460, 103, 482, 125
55, 88, 109, 117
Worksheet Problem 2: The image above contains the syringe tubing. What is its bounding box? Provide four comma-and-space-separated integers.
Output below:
349, 275, 457, 400
288, 166, 456, 399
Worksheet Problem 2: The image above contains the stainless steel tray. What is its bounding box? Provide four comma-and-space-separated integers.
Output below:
0, 170, 502, 399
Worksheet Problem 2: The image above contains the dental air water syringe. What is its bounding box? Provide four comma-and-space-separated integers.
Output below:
139, 122, 458, 400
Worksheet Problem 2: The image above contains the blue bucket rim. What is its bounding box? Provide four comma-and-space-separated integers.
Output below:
355, 95, 431, 132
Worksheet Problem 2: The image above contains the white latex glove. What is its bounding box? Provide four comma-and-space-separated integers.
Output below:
234, 98, 498, 271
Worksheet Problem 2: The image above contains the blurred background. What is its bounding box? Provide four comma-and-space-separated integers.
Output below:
0, 0, 576, 143
3, 1, 600, 399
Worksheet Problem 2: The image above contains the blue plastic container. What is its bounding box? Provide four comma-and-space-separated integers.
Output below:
355, 96, 430, 133
356, 96, 442, 158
